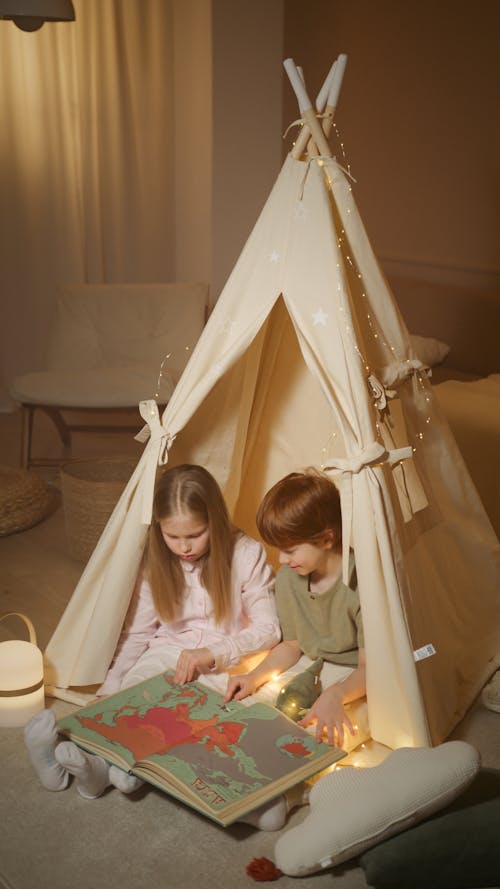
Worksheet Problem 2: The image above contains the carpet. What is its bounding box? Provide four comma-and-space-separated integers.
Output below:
0, 714, 370, 889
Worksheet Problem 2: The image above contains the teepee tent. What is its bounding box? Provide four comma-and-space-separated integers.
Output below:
45, 58, 500, 751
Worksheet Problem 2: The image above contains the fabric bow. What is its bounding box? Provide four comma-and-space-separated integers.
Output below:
368, 373, 396, 412
136, 399, 176, 524
323, 442, 413, 583
379, 359, 430, 389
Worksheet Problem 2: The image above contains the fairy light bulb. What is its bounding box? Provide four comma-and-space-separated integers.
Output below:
154, 344, 193, 399
331, 121, 439, 453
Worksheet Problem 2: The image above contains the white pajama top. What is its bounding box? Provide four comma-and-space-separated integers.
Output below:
98, 533, 279, 695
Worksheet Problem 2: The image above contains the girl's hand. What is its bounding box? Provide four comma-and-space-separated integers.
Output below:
224, 674, 259, 702
298, 685, 356, 748
174, 647, 215, 684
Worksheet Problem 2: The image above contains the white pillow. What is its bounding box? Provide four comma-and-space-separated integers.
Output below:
409, 334, 450, 367
274, 741, 480, 877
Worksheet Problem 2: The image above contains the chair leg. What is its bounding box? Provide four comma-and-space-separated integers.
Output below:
20, 404, 72, 469
20, 404, 34, 470
41, 407, 71, 449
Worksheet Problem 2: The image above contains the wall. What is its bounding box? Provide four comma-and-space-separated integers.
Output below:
211, 0, 284, 299
283, 0, 500, 309
172, 0, 284, 301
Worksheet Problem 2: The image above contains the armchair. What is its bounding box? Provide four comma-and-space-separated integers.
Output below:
10, 282, 209, 469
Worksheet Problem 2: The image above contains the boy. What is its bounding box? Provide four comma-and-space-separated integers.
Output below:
225, 470, 365, 748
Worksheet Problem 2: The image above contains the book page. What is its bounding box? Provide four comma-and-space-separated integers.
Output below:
58, 671, 345, 823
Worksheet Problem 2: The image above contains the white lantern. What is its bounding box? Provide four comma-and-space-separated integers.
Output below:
0, 612, 45, 727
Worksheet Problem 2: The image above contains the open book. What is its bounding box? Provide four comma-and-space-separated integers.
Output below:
57, 670, 346, 825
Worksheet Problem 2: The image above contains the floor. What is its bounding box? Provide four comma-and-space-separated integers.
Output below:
1, 403, 499, 752
0, 405, 499, 889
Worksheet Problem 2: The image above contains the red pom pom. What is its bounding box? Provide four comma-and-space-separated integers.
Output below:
245, 857, 283, 881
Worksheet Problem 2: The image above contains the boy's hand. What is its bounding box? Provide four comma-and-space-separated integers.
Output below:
224, 674, 259, 702
174, 647, 215, 684
298, 685, 356, 748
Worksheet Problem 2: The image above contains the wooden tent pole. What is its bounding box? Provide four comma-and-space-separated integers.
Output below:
291, 59, 337, 160
284, 58, 333, 159
286, 56, 348, 161
320, 53, 348, 143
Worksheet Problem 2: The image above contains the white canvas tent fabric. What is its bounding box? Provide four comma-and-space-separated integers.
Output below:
44, 152, 500, 751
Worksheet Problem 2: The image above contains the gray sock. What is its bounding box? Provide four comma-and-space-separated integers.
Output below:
238, 794, 288, 831
108, 765, 144, 795
24, 709, 70, 792
55, 741, 110, 799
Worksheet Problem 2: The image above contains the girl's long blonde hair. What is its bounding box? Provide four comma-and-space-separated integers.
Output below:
145, 464, 236, 624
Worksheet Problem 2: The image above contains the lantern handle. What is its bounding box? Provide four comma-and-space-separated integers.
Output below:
0, 612, 37, 646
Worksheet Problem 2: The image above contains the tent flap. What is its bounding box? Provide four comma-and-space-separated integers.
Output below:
45, 154, 500, 749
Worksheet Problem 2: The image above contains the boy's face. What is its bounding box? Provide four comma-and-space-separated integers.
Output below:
278, 540, 328, 576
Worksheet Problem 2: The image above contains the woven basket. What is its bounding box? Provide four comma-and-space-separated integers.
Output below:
0, 466, 53, 536
61, 458, 136, 562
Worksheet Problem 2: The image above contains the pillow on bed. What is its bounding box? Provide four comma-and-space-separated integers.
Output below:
274, 741, 480, 877
409, 334, 450, 366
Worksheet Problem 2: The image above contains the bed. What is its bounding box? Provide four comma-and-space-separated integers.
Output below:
392, 274, 500, 540
433, 374, 500, 539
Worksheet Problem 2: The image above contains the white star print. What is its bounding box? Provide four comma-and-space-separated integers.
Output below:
293, 203, 309, 221
312, 307, 329, 327
269, 250, 280, 263
218, 318, 236, 335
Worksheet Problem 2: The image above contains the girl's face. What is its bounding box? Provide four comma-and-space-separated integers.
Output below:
278, 537, 331, 576
160, 510, 210, 563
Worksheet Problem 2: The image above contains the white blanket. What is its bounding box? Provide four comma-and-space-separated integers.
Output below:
435, 373, 500, 539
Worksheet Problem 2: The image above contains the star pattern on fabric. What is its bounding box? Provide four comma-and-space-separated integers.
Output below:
218, 318, 236, 335
269, 250, 280, 263
312, 307, 329, 327
293, 203, 309, 221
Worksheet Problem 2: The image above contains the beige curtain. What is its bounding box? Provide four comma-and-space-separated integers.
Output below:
0, 0, 174, 408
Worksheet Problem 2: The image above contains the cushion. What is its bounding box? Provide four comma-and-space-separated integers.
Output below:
0, 466, 54, 535
359, 768, 500, 889
482, 668, 500, 713
47, 282, 208, 373
409, 334, 450, 367
10, 366, 175, 408
274, 741, 480, 877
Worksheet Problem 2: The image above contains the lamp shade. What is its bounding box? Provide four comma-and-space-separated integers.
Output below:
0, 0, 75, 30
0, 612, 45, 727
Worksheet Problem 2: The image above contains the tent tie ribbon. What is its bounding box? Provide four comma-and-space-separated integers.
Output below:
378, 359, 430, 388
323, 442, 413, 583
368, 373, 396, 412
137, 399, 176, 524
283, 111, 339, 140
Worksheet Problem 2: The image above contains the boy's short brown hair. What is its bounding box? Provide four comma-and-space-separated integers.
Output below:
256, 469, 342, 549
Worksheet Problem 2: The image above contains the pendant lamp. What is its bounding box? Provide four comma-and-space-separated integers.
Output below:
0, 0, 75, 31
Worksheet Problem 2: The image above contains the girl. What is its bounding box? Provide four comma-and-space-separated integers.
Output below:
225, 469, 366, 749
25, 464, 283, 820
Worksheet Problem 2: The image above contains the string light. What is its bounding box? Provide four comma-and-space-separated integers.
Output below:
322, 131, 434, 452
153, 344, 193, 401
331, 121, 352, 179
320, 430, 338, 469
